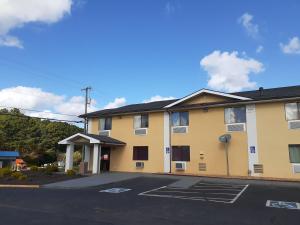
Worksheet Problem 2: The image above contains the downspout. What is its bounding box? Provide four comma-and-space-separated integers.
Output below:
168, 110, 172, 174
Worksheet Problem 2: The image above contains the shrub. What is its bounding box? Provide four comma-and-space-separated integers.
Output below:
44, 165, 58, 175
11, 171, 23, 179
66, 169, 76, 176
18, 174, 28, 180
38, 167, 46, 172
30, 166, 39, 172
0, 168, 12, 177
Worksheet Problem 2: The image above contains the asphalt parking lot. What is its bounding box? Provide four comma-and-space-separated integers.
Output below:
0, 176, 300, 225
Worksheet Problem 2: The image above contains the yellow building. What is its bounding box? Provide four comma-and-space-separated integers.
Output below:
59, 85, 300, 180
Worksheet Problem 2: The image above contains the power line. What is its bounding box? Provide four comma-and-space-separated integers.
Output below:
0, 112, 84, 123
0, 105, 79, 117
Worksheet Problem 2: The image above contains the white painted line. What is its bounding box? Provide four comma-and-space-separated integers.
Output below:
205, 197, 234, 201
155, 190, 203, 194
196, 182, 246, 187
188, 188, 243, 191
230, 184, 249, 203
208, 192, 237, 196
138, 186, 167, 196
140, 193, 206, 201
193, 185, 245, 189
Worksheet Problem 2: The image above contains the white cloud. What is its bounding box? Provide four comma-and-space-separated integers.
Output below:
0, 35, 23, 48
238, 13, 259, 39
200, 51, 264, 92
0, 0, 73, 48
165, 2, 176, 15
280, 37, 300, 54
104, 97, 126, 109
143, 95, 175, 103
0, 86, 98, 122
256, 45, 263, 53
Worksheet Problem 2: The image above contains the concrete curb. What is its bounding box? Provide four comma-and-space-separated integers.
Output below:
0, 184, 40, 188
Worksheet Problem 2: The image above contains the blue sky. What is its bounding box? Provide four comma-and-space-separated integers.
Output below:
0, 0, 300, 120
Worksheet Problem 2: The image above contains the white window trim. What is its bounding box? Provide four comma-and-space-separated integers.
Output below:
226, 123, 246, 132
134, 128, 148, 136
172, 125, 189, 134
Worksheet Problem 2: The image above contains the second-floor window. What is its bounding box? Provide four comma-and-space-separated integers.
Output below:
285, 103, 300, 121
99, 117, 112, 130
224, 107, 246, 124
171, 112, 189, 126
134, 114, 149, 129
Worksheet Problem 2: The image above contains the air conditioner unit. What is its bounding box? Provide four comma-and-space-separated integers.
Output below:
175, 162, 186, 171
172, 126, 188, 134
292, 164, 300, 173
134, 128, 147, 135
226, 123, 246, 132
135, 162, 144, 169
288, 121, 300, 130
99, 130, 110, 136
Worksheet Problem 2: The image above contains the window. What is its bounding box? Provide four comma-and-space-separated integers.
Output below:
225, 107, 246, 124
289, 145, 300, 163
99, 117, 112, 130
171, 112, 189, 126
133, 146, 148, 160
285, 103, 300, 121
134, 114, 149, 129
172, 146, 190, 161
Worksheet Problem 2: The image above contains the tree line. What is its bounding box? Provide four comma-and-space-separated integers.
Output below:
0, 108, 83, 165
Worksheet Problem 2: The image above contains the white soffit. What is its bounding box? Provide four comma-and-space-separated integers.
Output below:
164, 89, 252, 108
58, 133, 100, 145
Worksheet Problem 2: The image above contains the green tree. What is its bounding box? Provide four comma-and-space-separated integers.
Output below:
0, 108, 83, 165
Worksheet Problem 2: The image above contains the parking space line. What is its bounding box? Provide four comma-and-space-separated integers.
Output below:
139, 182, 249, 204
196, 182, 246, 187
208, 192, 237, 195
138, 186, 167, 196
230, 184, 249, 203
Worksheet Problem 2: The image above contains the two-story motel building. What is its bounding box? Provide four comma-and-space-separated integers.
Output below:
59, 85, 300, 180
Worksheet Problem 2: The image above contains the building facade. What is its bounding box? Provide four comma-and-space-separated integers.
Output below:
60, 85, 300, 180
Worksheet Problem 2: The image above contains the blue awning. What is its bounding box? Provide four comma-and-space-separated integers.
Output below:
0, 151, 20, 157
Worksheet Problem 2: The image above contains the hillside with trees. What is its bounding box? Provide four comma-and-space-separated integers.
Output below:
0, 108, 83, 165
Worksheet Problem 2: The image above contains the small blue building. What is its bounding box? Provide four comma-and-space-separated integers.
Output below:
0, 151, 20, 168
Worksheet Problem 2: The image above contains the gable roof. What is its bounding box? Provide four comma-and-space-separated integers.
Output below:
81, 99, 177, 118
81, 85, 300, 118
164, 89, 251, 108
58, 133, 126, 145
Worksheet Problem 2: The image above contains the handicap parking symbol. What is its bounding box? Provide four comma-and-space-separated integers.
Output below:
266, 200, 300, 210
100, 188, 131, 193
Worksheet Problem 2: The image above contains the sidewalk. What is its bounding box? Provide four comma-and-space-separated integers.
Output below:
43, 172, 141, 189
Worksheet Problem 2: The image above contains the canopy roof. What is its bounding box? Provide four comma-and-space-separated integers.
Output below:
58, 133, 126, 146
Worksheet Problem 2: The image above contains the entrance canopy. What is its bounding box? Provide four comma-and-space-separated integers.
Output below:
58, 133, 126, 146
58, 133, 125, 174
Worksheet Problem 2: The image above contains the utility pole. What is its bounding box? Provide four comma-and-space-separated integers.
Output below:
81, 86, 92, 134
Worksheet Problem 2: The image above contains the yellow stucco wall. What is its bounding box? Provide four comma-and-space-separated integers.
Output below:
256, 102, 300, 179
171, 107, 249, 176
90, 113, 165, 173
